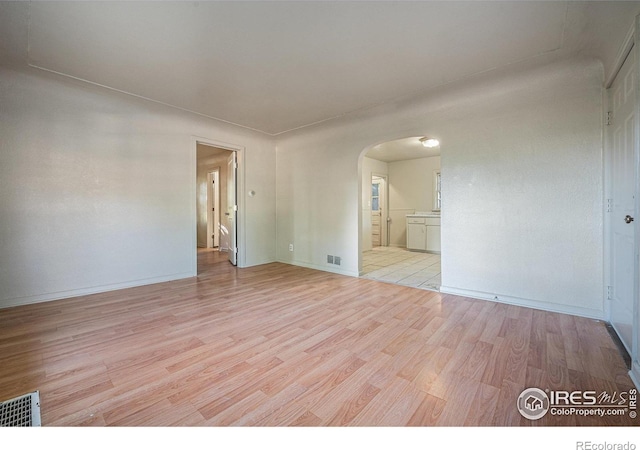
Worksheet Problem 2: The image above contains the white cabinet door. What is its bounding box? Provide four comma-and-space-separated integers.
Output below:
426, 225, 441, 252
407, 223, 426, 250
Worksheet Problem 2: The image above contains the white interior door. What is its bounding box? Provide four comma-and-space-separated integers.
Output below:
371, 177, 382, 247
207, 170, 220, 249
608, 46, 637, 355
206, 172, 214, 248
226, 152, 237, 265
371, 175, 388, 247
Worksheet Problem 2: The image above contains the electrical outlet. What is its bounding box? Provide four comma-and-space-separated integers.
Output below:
327, 255, 334, 264
289, 243, 293, 252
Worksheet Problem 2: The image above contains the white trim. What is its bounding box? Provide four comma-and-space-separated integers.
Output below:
280, 260, 359, 278
605, 23, 635, 89
0, 272, 194, 310
243, 258, 277, 268
189, 137, 198, 276
439, 286, 606, 320
28, 64, 272, 136
357, 150, 364, 273
603, 80, 612, 322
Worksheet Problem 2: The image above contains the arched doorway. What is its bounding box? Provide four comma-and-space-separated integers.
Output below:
358, 136, 442, 291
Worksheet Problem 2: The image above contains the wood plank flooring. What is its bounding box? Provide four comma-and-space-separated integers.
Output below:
0, 249, 636, 426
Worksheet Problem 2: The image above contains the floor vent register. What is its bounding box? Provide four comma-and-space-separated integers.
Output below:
0, 391, 41, 427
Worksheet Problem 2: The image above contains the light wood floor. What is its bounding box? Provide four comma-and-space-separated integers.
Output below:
0, 249, 636, 426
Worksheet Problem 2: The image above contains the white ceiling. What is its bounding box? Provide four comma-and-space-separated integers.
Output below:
3, 1, 640, 136
367, 137, 441, 163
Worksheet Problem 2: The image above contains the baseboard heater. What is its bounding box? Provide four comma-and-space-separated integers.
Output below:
0, 391, 41, 427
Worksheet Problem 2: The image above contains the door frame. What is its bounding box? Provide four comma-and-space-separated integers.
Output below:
226, 151, 238, 266
604, 16, 640, 388
191, 136, 245, 271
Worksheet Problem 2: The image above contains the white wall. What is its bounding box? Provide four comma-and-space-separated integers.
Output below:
0, 54, 607, 319
276, 57, 605, 318
361, 157, 388, 252
0, 65, 276, 308
388, 156, 441, 247
439, 61, 604, 317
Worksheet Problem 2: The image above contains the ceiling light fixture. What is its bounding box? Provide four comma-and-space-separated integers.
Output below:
419, 137, 440, 148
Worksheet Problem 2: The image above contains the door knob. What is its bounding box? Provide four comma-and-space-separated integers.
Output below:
625, 215, 635, 224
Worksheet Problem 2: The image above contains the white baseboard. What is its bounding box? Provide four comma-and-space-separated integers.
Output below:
278, 259, 359, 278
239, 258, 277, 269
0, 271, 195, 310
439, 285, 605, 320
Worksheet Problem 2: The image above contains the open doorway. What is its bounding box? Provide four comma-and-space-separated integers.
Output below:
196, 143, 238, 270
359, 136, 441, 291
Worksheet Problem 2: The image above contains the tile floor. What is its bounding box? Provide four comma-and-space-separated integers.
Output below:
361, 246, 441, 291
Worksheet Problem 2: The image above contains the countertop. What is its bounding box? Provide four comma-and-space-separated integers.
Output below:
406, 212, 441, 218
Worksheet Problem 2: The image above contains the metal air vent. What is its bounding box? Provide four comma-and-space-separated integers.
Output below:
0, 391, 41, 427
